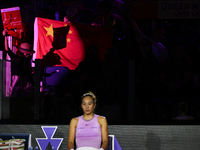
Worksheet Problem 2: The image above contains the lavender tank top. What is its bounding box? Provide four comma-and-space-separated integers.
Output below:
75, 114, 102, 149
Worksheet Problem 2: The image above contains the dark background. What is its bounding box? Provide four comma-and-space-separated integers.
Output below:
1, 0, 200, 124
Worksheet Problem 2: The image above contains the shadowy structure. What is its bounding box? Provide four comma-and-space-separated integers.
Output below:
146, 131, 161, 150
40, 25, 70, 77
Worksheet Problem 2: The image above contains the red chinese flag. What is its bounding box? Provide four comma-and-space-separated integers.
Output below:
33, 17, 113, 70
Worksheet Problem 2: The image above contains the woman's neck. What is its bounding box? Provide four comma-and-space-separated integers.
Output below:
83, 113, 94, 120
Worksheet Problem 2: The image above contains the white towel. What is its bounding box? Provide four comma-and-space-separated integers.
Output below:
76, 147, 99, 150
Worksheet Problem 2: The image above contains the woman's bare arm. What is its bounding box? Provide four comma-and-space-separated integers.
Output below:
98, 116, 108, 150
68, 118, 78, 150
2, 29, 8, 51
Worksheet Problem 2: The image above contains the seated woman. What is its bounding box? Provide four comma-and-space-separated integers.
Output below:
173, 101, 194, 120
68, 91, 108, 150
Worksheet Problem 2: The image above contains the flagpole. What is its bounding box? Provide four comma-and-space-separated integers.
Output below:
0, 58, 2, 120
34, 59, 41, 120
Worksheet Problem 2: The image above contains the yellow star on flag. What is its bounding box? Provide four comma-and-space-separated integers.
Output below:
44, 24, 54, 37
69, 30, 73, 34
67, 38, 71, 43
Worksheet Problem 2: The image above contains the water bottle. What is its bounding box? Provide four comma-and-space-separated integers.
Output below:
52, 146, 54, 150
29, 146, 33, 150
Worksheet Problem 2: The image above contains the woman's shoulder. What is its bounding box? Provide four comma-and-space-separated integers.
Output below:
97, 115, 107, 122
97, 115, 106, 119
70, 117, 79, 125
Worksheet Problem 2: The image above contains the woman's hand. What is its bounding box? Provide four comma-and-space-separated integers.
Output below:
2, 29, 8, 36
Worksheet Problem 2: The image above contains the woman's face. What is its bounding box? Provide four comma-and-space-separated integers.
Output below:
81, 96, 96, 115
